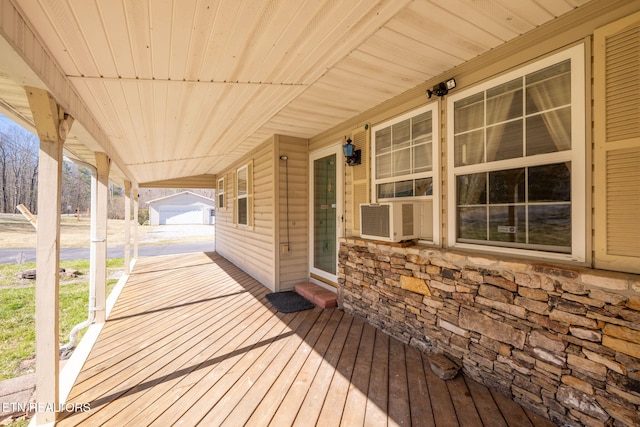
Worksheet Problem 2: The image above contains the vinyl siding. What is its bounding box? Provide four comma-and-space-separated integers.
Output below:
215, 138, 276, 289
276, 135, 309, 290
309, 0, 640, 273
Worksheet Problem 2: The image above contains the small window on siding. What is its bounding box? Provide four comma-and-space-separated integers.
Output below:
217, 177, 225, 209
236, 164, 252, 226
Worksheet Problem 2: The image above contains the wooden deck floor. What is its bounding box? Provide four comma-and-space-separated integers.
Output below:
57, 252, 556, 426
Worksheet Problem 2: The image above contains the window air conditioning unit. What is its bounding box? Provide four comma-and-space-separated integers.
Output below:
360, 202, 419, 243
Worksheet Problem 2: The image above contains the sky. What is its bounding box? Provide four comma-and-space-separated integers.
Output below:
0, 113, 34, 136
0, 113, 14, 131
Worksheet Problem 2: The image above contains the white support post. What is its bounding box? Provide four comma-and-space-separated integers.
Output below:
26, 87, 73, 425
123, 180, 132, 274
133, 187, 139, 259
94, 152, 110, 324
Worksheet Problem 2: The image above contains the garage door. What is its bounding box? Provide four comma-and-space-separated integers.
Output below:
159, 205, 202, 224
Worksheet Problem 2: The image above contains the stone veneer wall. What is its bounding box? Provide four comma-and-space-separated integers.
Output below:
338, 238, 640, 427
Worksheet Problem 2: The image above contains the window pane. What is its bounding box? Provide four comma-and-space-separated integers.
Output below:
375, 108, 436, 204
458, 207, 487, 240
413, 143, 432, 173
392, 119, 410, 148
454, 93, 484, 133
393, 148, 411, 176
489, 168, 525, 204
528, 163, 571, 202
238, 198, 248, 225
489, 206, 526, 243
237, 169, 247, 195
395, 180, 413, 197
412, 112, 432, 143
526, 60, 571, 114
528, 204, 571, 248
486, 78, 522, 125
486, 120, 523, 162
526, 107, 571, 155
376, 153, 392, 179
376, 127, 392, 154
454, 130, 484, 166
416, 178, 433, 196
378, 183, 394, 199
457, 173, 487, 205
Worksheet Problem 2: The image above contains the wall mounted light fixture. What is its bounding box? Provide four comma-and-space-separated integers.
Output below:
343, 137, 361, 166
426, 78, 456, 98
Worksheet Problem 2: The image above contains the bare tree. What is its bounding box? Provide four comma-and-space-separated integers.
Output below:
0, 125, 38, 213
62, 163, 91, 216
0, 133, 8, 212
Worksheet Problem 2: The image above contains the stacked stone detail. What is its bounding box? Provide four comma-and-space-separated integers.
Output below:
338, 238, 640, 427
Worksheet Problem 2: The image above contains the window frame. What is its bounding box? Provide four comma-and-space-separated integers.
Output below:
217, 177, 225, 209
236, 164, 249, 227
446, 44, 586, 262
371, 103, 440, 244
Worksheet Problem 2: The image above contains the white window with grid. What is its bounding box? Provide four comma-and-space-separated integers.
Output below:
446, 45, 586, 261
236, 165, 249, 226
372, 103, 439, 242
217, 177, 225, 209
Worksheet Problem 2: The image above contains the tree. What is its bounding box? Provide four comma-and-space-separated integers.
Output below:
0, 125, 38, 213
61, 163, 91, 216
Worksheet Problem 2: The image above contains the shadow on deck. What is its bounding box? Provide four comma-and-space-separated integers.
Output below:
56, 252, 556, 426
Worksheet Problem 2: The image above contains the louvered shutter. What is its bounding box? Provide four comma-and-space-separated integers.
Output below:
594, 12, 640, 274
351, 125, 370, 235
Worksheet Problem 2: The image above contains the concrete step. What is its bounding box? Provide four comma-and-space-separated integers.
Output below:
294, 282, 337, 309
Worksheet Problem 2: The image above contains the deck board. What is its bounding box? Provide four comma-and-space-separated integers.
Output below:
365, 328, 390, 427
464, 375, 508, 427
291, 313, 352, 427
388, 338, 411, 426
55, 252, 558, 427
447, 375, 483, 427
316, 317, 363, 427
406, 346, 436, 427
423, 353, 459, 427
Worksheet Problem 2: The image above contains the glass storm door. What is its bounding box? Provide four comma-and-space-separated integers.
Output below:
310, 146, 343, 284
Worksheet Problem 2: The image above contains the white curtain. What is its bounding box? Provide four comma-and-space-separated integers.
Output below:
457, 88, 517, 206
526, 77, 571, 153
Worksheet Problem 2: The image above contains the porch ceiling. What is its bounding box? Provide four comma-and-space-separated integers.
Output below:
1, 0, 591, 186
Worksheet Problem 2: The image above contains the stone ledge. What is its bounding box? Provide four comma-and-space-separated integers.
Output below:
428, 353, 460, 380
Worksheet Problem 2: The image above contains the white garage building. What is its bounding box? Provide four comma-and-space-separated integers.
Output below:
148, 191, 215, 225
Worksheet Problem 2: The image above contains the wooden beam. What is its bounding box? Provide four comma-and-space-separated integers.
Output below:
94, 152, 111, 324
124, 180, 132, 275
16, 204, 37, 229
133, 187, 139, 258
139, 174, 216, 189
26, 86, 70, 425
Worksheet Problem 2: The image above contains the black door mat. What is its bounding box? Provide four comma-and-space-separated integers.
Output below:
265, 291, 315, 313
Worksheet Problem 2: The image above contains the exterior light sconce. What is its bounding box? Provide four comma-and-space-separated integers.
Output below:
343, 137, 361, 166
426, 78, 456, 98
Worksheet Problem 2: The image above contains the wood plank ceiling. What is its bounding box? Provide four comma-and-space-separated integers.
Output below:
5, 0, 591, 185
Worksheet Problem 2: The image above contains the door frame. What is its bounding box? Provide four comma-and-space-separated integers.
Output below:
308, 143, 344, 287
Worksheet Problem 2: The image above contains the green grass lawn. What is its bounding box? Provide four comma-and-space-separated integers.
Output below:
0, 259, 123, 381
